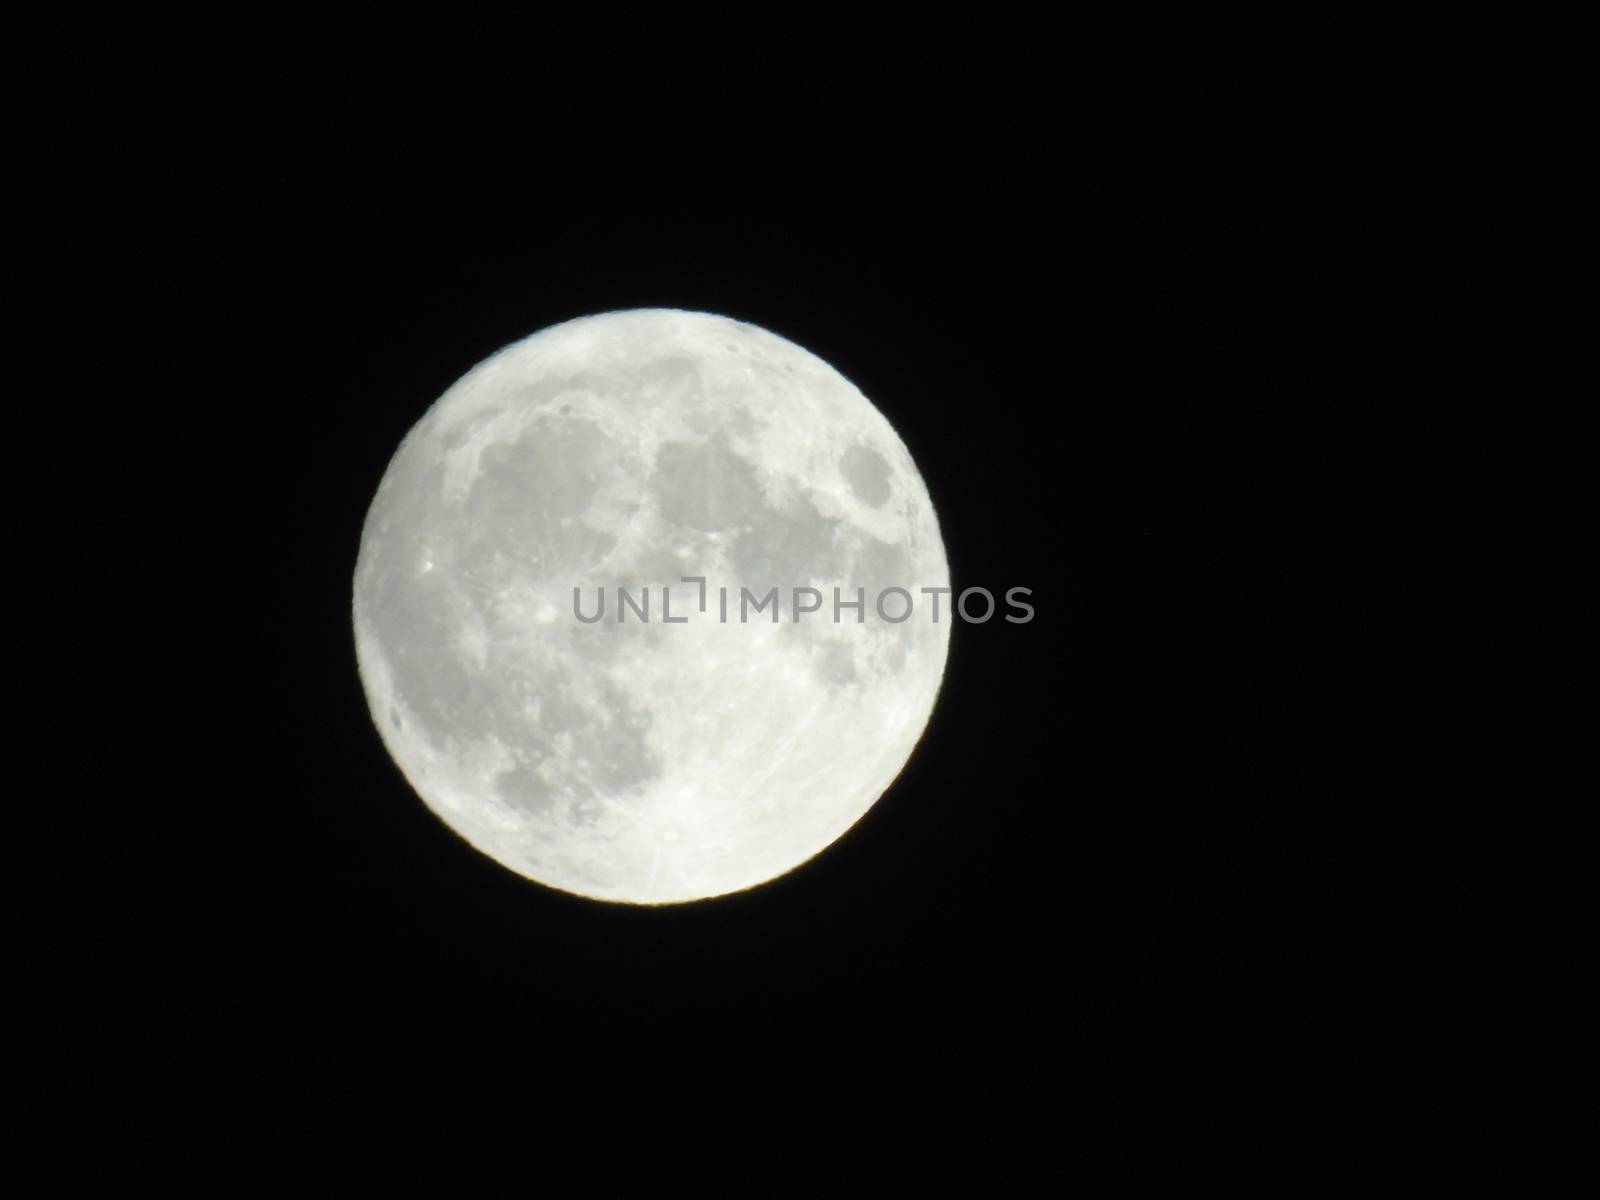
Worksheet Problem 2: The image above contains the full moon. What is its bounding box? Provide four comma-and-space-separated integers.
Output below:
353, 309, 949, 903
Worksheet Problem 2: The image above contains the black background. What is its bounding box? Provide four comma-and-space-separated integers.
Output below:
15, 22, 1482, 1190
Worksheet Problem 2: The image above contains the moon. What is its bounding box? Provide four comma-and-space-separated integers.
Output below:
353, 309, 949, 903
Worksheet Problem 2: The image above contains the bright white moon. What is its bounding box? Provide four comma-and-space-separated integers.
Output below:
353, 309, 949, 903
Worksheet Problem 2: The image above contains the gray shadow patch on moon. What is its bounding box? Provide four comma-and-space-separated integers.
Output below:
840, 443, 893, 507
652, 435, 765, 532
491, 673, 661, 824
462, 415, 643, 571
730, 499, 846, 614
366, 571, 493, 744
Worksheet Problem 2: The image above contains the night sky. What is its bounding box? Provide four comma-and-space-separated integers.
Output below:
14, 20, 1503, 1190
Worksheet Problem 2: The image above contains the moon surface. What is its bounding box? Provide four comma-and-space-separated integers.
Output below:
353, 309, 949, 903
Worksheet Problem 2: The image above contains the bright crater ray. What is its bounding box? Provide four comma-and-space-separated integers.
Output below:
353, 309, 949, 903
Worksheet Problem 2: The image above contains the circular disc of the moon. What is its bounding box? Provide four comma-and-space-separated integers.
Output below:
353, 309, 949, 903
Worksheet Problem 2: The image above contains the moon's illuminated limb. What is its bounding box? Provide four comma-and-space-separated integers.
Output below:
353, 310, 949, 903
